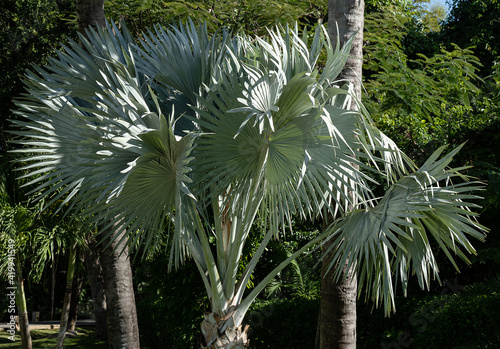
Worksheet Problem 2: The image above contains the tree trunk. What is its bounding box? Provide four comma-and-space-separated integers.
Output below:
328, 0, 364, 101
318, 241, 357, 349
15, 257, 32, 349
68, 261, 84, 332
100, 228, 141, 349
200, 313, 250, 349
76, 0, 107, 340
83, 240, 108, 340
76, 0, 106, 41
317, 1, 364, 349
56, 246, 77, 349
76, 2, 139, 347
50, 243, 56, 320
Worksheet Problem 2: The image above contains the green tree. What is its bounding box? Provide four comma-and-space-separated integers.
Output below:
421, 4, 447, 32
104, 0, 328, 37
0, 152, 86, 349
444, 0, 500, 77
0, 201, 83, 349
0, 205, 34, 349
364, 0, 409, 13
363, 6, 481, 159
317, 0, 365, 348
0, 0, 76, 150
11, 21, 486, 349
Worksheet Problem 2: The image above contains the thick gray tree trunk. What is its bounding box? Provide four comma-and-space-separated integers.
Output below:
328, 0, 364, 100
317, 1, 364, 349
76, 0, 108, 340
100, 230, 140, 349
76, 2, 140, 347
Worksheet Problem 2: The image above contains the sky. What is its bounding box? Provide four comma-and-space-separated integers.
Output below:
429, 0, 450, 12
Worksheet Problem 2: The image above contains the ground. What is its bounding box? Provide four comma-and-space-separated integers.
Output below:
0, 327, 107, 348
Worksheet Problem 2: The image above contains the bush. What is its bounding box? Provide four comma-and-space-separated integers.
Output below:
362, 278, 500, 349
245, 297, 319, 348
134, 261, 207, 349
412, 279, 500, 349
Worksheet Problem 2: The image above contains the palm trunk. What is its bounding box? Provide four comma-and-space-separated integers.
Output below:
318, 240, 357, 349
328, 0, 365, 100
50, 243, 56, 320
201, 313, 250, 349
76, 0, 105, 41
83, 240, 108, 340
15, 257, 32, 349
100, 228, 141, 349
76, 2, 140, 346
318, 1, 364, 348
68, 264, 84, 332
56, 246, 77, 349
199, 196, 250, 349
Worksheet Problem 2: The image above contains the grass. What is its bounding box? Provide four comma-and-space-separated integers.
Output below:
0, 327, 107, 348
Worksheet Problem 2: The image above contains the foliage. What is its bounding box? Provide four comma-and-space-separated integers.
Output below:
104, 0, 327, 37
246, 227, 321, 347
364, 6, 411, 79
0, 0, 76, 150
245, 297, 319, 348
364, 0, 410, 13
134, 259, 207, 348
411, 278, 500, 348
407, 0, 447, 32
364, 6, 500, 300
0, 143, 87, 329
419, 4, 446, 32
364, 6, 482, 159
359, 277, 500, 349
104, 0, 217, 36
0, 152, 86, 284
11, 19, 488, 336
443, 0, 500, 77
360, 5, 500, 347
211, 0, 327, 35
264, 240, 321, 300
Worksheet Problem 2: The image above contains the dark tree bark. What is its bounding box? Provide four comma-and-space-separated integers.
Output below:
76, 0, 105, 40
100, 230, 140, 349
68, 255, 84, 332
56, 246, 77, 349
317, 1, 364, 349
76, 2, 140, 347
83, 241, 108, 340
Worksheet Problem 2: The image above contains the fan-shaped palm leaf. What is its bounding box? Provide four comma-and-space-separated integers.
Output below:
324, 145, 487, 315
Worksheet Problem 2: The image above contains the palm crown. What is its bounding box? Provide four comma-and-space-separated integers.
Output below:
12, 20, 486, 347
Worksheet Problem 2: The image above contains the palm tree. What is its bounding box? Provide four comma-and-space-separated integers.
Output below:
0, 204, 34, 349
11, 21, 486, 348
318, 0, 365, 347
74, 1, 140, 346
1, 158, 85, 349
